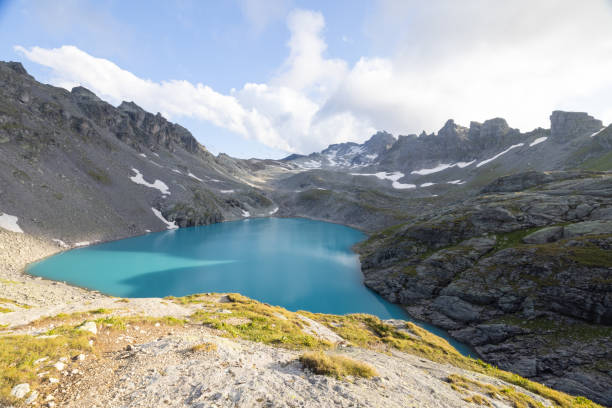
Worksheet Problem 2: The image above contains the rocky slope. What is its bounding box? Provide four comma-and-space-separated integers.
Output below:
0, 62, 277, 244
357, 171, 612, 405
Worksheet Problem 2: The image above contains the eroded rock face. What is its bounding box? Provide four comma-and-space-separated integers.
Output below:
357, 171, 612, 405
550, 111, 603, 143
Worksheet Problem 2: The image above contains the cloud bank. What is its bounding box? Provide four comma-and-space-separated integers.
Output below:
16, 2, 612, 154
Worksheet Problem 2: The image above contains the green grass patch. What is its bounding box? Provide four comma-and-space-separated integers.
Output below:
492, 227, 545, 252
0, 297, 31, 309
190, 294, 331, 350
0, 330, 92, 405
88, 308, 111, 314
448, 374, 546, 408
577, 151, 612, 171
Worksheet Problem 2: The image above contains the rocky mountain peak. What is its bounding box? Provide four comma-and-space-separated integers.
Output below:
71, 86, 101, 100
363, 131, 396, 153
550, 110, 603, 142
5, 61, 29, 76
118, 100, 145, 114
438, 119, 469, 141
481, 118, 511, 135
468, 117, 521, 151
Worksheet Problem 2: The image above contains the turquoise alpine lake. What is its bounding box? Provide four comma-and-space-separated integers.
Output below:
27, 217, 473, 356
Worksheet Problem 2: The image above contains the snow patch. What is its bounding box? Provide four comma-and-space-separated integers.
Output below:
447, 180, 465, 185
456, 160, 476, 168
74, 241, 90, 247
130, 168, 170, 195
269, 207, 279, 215
172, 169, 182, 174
0, 212, 23, 233
220, 189, 234, 194
411, 163, 453, 175
351, 172, 416, 190
410, 160, 476, 175
138, 153, 146, 158
529, 137, 548, 147
241, 210, 250, 217
476, 144, 524, 168
420, 182, 435, 187
590, 127, 606, 137
151, 208, 178, 230
188, 172, 204, 182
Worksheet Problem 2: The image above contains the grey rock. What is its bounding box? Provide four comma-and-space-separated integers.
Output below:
432, 296, 482, 323
563, 220, 612, 238
550, 110, 603, 142
10, 383, 30, 398
522, 226, 564, 244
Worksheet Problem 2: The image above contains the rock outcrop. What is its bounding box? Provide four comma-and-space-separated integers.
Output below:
550, 111, 603, 142
357, 171, 612, 405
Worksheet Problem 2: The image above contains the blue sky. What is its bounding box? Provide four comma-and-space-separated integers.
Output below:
1, 0, 611, 158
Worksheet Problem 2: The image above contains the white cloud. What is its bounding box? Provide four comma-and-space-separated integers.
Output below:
355, 0, 612, 133
14, 44, 290, 151
15, 9, 375, 154
15, 2, 612, 155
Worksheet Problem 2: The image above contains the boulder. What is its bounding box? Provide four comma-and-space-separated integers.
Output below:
563, 220, 612, 238
10, 383, 30, 398
522, 226, 564, 244
432, 296, 483, 323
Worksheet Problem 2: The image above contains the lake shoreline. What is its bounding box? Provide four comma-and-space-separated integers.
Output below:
3, 217, 476, 357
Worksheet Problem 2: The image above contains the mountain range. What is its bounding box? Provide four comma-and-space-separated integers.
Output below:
0, 61, 610, 405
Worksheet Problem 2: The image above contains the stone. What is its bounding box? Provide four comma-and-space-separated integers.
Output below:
78, 321, 97, 335
563, 220, 612, 238
10, 383, 30, 398
53, 362, 65, 371
432, 296, 482, 323
522, 226, 563, 244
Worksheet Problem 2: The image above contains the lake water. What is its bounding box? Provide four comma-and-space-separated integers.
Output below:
27, 217, 473, 355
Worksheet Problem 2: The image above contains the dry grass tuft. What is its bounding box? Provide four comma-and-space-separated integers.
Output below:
189, 342, 218, 353
299, 351, 378, 379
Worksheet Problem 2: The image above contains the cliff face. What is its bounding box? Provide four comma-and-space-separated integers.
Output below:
357, 171, 612, 405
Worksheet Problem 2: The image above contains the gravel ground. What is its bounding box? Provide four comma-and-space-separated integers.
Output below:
0, 230, 106, 308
